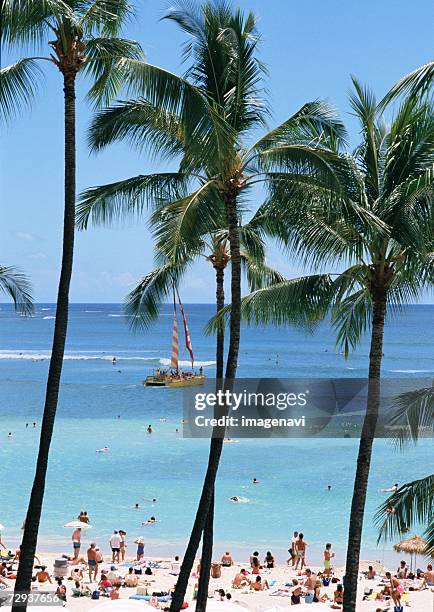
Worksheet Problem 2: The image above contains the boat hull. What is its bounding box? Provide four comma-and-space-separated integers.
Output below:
144, 374, 205, 388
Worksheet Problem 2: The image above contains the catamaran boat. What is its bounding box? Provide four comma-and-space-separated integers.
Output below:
144, 292, 205, 388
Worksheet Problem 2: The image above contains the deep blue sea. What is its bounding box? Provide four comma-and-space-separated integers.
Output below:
0, 303, 433, 566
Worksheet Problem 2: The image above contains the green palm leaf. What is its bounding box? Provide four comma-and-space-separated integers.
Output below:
0, 59, 43, 122
0, 265, 34, 314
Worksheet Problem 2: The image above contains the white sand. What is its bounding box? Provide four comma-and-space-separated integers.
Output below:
1, 553, 433, 611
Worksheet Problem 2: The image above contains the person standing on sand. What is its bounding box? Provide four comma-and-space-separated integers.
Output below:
87, 542, 98, 582
324, 543, 334, 576
134, 537, 144, 561
109, 530, 121, 564
288, 531, 298, 566
119, 530, 126, 561
72, 527, 81, 559
294, 533, 307, 570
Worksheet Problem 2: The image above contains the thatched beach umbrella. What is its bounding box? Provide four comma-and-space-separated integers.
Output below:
393, 535, 429, 570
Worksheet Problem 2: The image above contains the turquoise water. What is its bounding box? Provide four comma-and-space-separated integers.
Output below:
0, 303, 433, 565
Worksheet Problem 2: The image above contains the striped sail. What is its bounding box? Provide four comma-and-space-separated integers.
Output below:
178, 296, 194, 368
170, 298, 179, 370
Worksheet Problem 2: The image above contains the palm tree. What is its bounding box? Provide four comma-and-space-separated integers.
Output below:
375, 386, 434, 555
216, 82, 434, 611
0, 265, 33, 314
76, 3, 345, 608
126, 212, 283, 608
1, 1, 144, 603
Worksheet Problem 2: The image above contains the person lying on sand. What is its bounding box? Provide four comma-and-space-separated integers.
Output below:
250, 575, 269, 591
232, 569, 250, 588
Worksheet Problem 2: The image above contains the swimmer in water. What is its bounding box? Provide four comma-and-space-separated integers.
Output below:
112, 357, 117, 365
230, 496, 240, 502
327, 485, 332, 491
8, 432, 12, 438
134, 503, 140, 509
142, 516, 157, 525
147, 425, 153, 434
252, 478, 259, 484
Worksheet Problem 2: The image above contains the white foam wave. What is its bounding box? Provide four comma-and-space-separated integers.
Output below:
389, 369, 433, 374
0, 351, 215, 366
42, 316, 55, 320
41, 308, 51, 311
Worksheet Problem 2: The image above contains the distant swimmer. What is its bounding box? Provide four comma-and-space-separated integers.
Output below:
379, 483, 399, 493
252, 478, 259, 484
147, 425, 153, 434
96, 447, 110, 453
26, 423, 29, 428
230, 496, 249, 503
33, 422, 36, 428
142, 516, 157, 525
8, 432, 12, 438
327, 485, 332, 491
112, 357, 117, 365
134, 503, 140, 509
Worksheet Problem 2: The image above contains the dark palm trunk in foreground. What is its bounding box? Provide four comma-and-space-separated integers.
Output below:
196, 265, 225, 611
343, 292, 387, 612
12, 73, 77, 610
170, 196, 241, 612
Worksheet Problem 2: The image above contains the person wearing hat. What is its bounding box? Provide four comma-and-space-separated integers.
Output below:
134, 537, 145, 561
87, 542, 98, 582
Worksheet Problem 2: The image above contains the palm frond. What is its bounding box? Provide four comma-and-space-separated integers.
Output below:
77, 173, 191, 228
206, 274, 335, 334
1, 0, 73, 50
124, 260, 189, 330
82, 37, 144, 107
380, 61, 434, 108
388, 386, 434, 446
0, 265, 34, 314
78, 0, 134, 36
0, 59, 44, 123
87, 99, 185, 158
375, 475, 434, 550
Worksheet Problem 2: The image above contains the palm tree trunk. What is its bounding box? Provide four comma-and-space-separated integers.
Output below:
12, 73, 77, 610
169, 195, 241, 612
195, 265, 225, 611
343, 292, 387, 612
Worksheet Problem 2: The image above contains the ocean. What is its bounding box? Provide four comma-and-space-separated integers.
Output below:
0, 303, 433, 566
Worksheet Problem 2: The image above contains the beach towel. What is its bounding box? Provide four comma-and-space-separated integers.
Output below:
129, 595, 171, 602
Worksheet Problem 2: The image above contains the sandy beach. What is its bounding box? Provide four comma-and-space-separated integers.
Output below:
1, 550, 433, 611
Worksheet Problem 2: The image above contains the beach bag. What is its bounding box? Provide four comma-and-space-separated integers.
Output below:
91, 591, 100, 600
304, 592, 314, 604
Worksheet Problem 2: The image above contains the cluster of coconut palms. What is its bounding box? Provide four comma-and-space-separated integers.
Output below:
1, 1, 433, 611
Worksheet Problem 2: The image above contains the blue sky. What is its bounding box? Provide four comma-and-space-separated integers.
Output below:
2, 0, 433, 303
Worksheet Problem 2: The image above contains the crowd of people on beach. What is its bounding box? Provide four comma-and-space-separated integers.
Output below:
2, 511, 434, 609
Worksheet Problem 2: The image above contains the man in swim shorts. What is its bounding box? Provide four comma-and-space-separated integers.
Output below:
87, 542, 98, 582
72, 527, 81, 559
